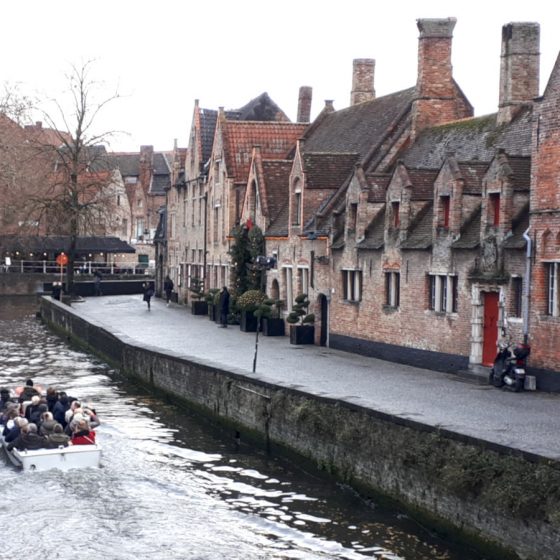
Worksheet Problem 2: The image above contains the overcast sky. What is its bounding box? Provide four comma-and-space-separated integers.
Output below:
2, 0, 559, 153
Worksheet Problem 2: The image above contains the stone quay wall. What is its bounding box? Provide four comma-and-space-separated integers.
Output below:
40, 297, 560, 560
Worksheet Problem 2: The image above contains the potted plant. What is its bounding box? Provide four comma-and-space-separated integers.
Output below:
261, 298, 285, 337
189, 277, 208, 315
237, 289, 267, 332
286, 293, 315, 344
205, 288, 220, 321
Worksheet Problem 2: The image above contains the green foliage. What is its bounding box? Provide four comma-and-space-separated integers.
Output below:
188, 277, 205, 300
204, 288, 220, 304
229, 224, 266, 296
286, 293, 314, 325
236, 289, 267, 312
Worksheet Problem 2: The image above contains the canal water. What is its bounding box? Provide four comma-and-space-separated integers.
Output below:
0, 297, 485, 560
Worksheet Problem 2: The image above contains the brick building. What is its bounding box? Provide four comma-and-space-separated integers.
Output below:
163, 18, 560, 390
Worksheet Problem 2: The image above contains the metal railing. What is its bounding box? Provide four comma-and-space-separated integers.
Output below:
1, 259, 153, 276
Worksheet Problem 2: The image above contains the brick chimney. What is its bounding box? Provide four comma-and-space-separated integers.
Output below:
497, 22, 540, 125
350, 58, 375, 105
296, 86, 312, 123
139, 145, 154, 193
411, 18, 472, 139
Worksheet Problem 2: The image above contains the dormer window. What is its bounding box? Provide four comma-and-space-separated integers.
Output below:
440, 195, 450, 228
392, 202, 400, 228
489, 193, 500, 226
292, 179, 302, 226
349, 203, 357, 231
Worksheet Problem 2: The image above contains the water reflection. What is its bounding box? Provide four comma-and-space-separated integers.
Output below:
0, 297, 483, 559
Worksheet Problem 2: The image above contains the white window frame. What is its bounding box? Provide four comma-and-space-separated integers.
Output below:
385, 271, 400, 308
297, 266, 309, 296
283, 266, 294, 312
342, 269, 362, 302
548, 262, 559, 316
429, 274, 458, 313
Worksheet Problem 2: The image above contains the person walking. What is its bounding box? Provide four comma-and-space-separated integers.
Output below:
94, 270, 103, 296
143, 282, 154, 311
164, 275, 174, 306
218, 286, 230, 328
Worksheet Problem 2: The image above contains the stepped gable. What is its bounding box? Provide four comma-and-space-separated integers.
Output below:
303, 87, 416, 158
402, 109, 533, 169
401, 203, 434, 249
357, 207, 386, 250
457, 162, 488, 194
451, 205, 482, 249
222, 121, 306, 184
303, 153, 359, 189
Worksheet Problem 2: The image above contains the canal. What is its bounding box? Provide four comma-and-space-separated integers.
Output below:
0, 297, 485, 560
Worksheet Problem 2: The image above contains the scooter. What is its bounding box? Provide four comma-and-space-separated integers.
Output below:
489, 341, 531, 392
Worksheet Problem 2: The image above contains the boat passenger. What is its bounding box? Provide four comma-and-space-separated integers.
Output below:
24, 395, 41, 420
1, 402, 18, 426
83, 405, 100, 429
39, 412, 57, 436
46, 387, 59, 413
53, 392, 70, 428
30, 403, 48, 427
71, 419, 96, 446
18, 379, 41, 402
47, 423, 70, 448
2, 408, 19, 435
7, 423, 47, 451
0, 388, 13, 412
4, 417, 28, 443
65, 401, 82, 426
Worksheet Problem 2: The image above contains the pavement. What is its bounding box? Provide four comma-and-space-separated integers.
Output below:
73, 295, 560, 461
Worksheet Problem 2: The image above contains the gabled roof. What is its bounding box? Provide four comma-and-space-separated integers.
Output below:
357, 207, 386, 250
260, 160, 293, 223
303, 153, 359, 189
402, 109, 533, 169
457, 162, 488, 194
265, 201, 289, 237
222, 121, 305, 183
507, 156, 531, 191
503, 203, 530, 249
365, 174, 391, 203
407, 169, 438, 200
401, 203, 433, 250
451, 206, 482, 249
303, 87, 416, 159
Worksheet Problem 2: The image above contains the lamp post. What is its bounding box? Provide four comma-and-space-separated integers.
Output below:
252, 255, 277, 373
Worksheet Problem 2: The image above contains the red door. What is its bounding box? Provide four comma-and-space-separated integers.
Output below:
482, 292, 499, 365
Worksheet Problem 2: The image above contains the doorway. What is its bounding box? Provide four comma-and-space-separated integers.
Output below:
319, 293, 328, 347
482, 291, 499, 365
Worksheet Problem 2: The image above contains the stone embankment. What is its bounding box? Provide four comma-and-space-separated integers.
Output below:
40, 296, 560, 560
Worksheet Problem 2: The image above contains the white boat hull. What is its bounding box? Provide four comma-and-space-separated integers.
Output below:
2, 439, 102, 471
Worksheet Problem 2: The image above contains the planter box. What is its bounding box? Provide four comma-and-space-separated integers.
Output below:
208, 303, 217, 321
289, 324, 315, 345
262, 317, 285, 337
191, 301, 208, 315
240, 310, 259, 332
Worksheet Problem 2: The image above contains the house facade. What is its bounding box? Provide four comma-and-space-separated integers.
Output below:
163, 18, 560, 390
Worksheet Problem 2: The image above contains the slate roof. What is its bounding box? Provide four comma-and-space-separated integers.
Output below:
457, 162, 488, 194
266, 201, 289, 237
407, 169, 438, 200
357, 207, 386, 250
507, 156, 531, 191
303, 153, 359, 189
402, 109, 533, 169
0, 235, 135, 254
303, 87, 416, 159
503, 204, 529, 249
366, 174, 391, 203
222, 121, 306, 184
401, 203, 433, 250
110, 153, 138, 176
451, 206, 482, 249
260, 160, 293, 223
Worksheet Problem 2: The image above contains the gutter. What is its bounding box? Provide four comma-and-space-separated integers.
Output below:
522, 227, 532, 345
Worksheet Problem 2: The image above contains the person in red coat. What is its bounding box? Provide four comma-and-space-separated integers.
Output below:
70, 419, 96, 445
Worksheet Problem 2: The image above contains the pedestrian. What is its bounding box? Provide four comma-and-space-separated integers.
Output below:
218, 286, 230, 328
94, 270, 102, 296
143, 282, 154, 310
164, 275, 174, 306
51, 282, 62, 301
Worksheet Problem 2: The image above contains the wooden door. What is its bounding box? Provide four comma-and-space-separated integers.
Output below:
482, 292, 499, 365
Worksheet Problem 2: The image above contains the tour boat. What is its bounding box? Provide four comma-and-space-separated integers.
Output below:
2, 437, 102, 472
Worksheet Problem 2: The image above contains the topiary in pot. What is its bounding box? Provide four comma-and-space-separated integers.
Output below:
286, 293, 315, 344
237, 290, 267, 332
260, 298, 285, 336
189, 277, 208, 315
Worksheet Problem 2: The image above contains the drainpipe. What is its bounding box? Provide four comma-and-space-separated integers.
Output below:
522, 227, 532, 345
203, 190, 208, 291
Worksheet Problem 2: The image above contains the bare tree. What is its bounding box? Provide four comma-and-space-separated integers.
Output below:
26, 60, 122, 294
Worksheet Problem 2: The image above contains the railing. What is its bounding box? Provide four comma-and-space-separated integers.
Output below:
1, 259, 154, 276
